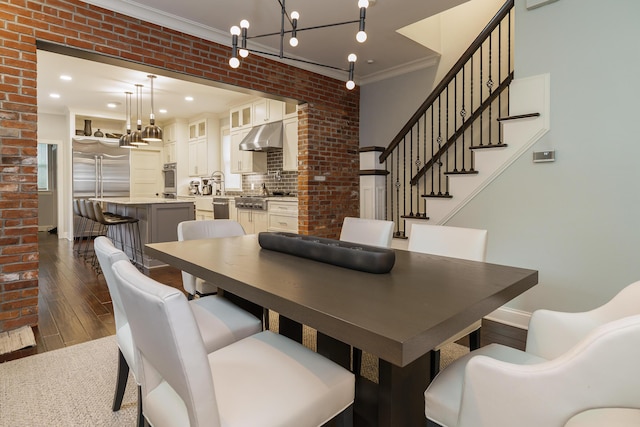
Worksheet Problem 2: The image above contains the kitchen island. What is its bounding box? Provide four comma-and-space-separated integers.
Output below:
91, 197, 195, 271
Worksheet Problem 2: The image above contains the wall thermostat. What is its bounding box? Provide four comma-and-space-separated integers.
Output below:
533, 150, 555, 163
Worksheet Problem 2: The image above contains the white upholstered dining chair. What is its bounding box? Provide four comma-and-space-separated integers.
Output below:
408, 223, 488, 379
424, 280, 640, 427
111, 259, 356, 427
339, 217, 394, 248
340, 216, 395, 374
177, 219, 246, 299
94, 236, 262, 426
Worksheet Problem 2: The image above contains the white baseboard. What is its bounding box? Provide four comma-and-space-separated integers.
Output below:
484, 306, 531, 330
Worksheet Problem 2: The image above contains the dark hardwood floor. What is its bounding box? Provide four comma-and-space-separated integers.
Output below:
0, 232, 527, 363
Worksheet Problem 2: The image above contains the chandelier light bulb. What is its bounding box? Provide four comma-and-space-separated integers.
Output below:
240, 19, 250, 29
289, 37, 298, 47
230, 26, 241, 36
348, 53, 358, 63
358, 0, 369, 8
346, 80, 356, 90
291, 11, 299, 20
356, 31, 367, 43
239, 48, 249, 58
229, 57, 240, 68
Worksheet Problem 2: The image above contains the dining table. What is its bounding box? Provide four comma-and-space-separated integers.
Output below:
145, 234, 538, 426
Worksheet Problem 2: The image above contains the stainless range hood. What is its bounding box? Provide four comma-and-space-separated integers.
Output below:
239, 121, 283, 151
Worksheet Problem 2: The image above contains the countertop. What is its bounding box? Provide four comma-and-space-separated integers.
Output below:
91, 197, 195, 205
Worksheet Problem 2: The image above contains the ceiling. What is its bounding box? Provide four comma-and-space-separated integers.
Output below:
38, 0, 469, 122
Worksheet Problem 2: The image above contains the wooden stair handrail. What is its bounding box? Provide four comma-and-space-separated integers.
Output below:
379, 0, 514, 164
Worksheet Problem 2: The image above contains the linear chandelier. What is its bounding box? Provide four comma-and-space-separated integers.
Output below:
229, 0, 370, 90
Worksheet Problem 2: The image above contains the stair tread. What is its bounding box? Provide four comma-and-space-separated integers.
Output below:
469, 143, 508, 150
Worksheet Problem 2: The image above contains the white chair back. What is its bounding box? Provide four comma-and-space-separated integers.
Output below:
177, 220, 246, 295
408, 224, 487, 261
526, 280, 640, 360
456, 314, 640, 427
94, 236, 131, 336
339, 217, 394, 248
94, 236, 140, 387
112, 259, 221, 427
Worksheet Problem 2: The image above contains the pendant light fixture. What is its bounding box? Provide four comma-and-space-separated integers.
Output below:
119, 91, 136, 148
130, 84, 147, 146
228, 0, 369, 90
142, 74, 163, 142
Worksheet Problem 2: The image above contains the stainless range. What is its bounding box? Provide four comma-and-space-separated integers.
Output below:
234, 196, 268, 211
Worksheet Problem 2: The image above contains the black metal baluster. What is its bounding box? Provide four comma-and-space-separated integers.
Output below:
409, 127, 414, 217
487, 31, 494, 145
460, 64, 467, 172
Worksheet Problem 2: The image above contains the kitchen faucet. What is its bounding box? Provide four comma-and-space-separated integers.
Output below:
210, 171, 225, 196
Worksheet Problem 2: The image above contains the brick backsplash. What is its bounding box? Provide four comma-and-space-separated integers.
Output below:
241, 151, 298, 196
0, 0, 359, 332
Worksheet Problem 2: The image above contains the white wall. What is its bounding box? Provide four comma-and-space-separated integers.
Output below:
447, 0, 640, 313
360, 66, 438, 148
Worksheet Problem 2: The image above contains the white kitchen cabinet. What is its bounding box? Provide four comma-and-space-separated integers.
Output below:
230, 103, 252, 131
188, 138, 207, 176
164, 141, 176, 163
230, 129, 267, 174
164, 122, 177, 142
237, 209, 267, 234
267, 200, 298, 233
186, 115, 220, 176
189, 119, 207, 140
282, 117, 298, 171
252, 99, 283, 125
283, 101, 298, 119
195, 196, 213, 220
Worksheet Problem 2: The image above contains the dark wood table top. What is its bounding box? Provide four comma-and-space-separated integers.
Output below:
146, 234, 538, 367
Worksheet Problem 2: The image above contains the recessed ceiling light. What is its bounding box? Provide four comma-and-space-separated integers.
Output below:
59, 75, 72, 81
367, 59, 375, 64
159, 109, 168, 114
185, 96, 194, 101
49, 93, 60, 99
107, 102, 118, 108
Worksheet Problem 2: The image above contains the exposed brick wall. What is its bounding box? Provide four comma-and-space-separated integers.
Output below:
0, 0, 359, 331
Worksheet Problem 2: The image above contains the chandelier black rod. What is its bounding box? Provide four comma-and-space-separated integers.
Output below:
247, 20, 361, 40
244, 48, 350, 72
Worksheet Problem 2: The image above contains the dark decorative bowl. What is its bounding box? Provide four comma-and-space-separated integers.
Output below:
258, 232, 395, 274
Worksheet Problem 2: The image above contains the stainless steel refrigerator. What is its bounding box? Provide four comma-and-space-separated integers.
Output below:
72, 137, 130, 199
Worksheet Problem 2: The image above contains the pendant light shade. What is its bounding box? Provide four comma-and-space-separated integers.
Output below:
142, 75, 163, 142
119, 91, 136, 148
130, 84, 147, 146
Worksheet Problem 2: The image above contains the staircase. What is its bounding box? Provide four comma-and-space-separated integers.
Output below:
370, 0, 549, 243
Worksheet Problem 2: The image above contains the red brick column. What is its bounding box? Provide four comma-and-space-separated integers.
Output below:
0, 0, 359, 331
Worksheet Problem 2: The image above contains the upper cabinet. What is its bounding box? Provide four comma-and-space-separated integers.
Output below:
187, 115, 220, 176
252, 99, 283, 125
162, 119, 187, 165
189, 119, 207, 140
230, 104, 252, 131
283, 101, 298, 119
230, 98, 288, 131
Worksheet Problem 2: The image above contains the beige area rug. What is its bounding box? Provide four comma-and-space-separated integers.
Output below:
0, 335, 137, 427
269, 311, 470, 383
0, 325, 36, 356
0, 320, 468, 426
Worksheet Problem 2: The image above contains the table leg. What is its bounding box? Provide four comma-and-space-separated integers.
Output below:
278, 315, 302, 343
317, 331, 351, 370
378, 352, 430, 426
